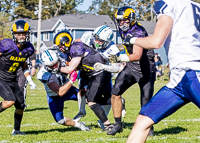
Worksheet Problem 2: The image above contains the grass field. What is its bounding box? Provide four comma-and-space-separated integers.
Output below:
1, 69, 200, 143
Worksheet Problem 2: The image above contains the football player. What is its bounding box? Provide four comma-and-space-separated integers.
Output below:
37, 50, 91, 131
0, 20, 36, 135
107, 6, 156, 135
59, 31, 115, 131
52, 30, 87, 123
126, 0, 200, 142
73, 25, 126, 130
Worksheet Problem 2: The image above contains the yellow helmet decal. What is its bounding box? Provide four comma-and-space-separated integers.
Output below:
24, 23, 30, 32
123, 8, 135, 19
55, 33, 72, 47
12, 23, 17, 32
115, 10, 118, 18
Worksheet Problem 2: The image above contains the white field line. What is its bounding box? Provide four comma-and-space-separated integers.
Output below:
162, 118, 200, 122
1, 136, 200, 143
0, 122, 94, 128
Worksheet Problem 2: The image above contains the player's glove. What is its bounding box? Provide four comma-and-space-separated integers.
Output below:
109, 54, 129, 63
93, 62, 105, 71
123, 34, 137, 45
109, 54, 120, 63
69, 70, 78, 84
26, 75, 36, 90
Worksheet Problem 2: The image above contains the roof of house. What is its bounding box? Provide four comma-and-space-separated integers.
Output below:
13, 13, 156, 34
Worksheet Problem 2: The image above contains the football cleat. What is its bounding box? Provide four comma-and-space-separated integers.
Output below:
97, 120, 105, 129
102, 124, 113, 132
73, 111, 86, 122
107, 122, 123, 135
121, 97, 126, 118
79, 122, 91, 131
11, 129, 26, 135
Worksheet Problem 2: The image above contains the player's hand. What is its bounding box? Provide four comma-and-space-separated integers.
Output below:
93, 63, 105, 71
29, 81, 37, 90
70, 70, 78, 83
123, 34, 133, 45
108, 54, 120, 63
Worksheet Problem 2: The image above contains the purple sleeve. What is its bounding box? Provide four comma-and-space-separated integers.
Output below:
70, 42, 85, 58
26, 42, 35, 56
0, 39, 14, 53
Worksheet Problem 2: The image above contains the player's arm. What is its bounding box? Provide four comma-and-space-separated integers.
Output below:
60, 57, 82, 74
122, 44, 143, 62
130, 15, 173, 49
31, 59, 36, 76
94, 62, 120, 73
74, 38, 81, 42
47, 71, 77, 97
22, 62, 36, 90
48, 81, 72, 97
29, 52, 36, 76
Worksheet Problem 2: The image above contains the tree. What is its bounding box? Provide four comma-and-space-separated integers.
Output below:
88, 0, 125, 20
0, 12, 12, 40
41, 0, 84, 20
14, 0, 38, 19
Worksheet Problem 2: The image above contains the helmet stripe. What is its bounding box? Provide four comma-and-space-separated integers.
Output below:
12, 24, 17, 32
96, 25, 109, 35
45, 50, 53, 62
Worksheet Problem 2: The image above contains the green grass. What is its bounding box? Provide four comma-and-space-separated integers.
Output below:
1, 70, 200, 143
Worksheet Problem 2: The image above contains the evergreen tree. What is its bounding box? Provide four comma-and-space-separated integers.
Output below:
0, 12, 12, 40
88, 0, 125, 20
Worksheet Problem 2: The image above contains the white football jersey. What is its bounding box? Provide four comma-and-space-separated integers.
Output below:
154, 0, 200, 88
37, 66, 69, 96
80, 31, 120, 60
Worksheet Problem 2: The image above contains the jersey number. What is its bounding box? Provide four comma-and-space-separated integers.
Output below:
9, 62, 19, 72
192, 3, 200, 32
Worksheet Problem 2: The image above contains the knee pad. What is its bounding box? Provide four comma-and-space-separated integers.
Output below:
57, 117, 66, 125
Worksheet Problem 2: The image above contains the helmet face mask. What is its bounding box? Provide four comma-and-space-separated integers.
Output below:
93, 25, 113, 50
41, 50, 60, 73
53, 30, 73, 53
115, 6, 136, 32
11, 20, 30, 46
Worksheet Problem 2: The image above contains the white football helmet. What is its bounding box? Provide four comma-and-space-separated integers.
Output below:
93, 25, 113, 50
41, 50, 60, 73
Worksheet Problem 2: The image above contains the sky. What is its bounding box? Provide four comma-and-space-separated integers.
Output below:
76, 0, 93, 11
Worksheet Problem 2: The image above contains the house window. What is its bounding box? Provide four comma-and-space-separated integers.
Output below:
43, 32, 49, 41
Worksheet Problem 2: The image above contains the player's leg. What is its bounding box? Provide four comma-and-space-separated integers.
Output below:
108, 67, 136, 135
127, 86, 189, 143
182, 70, 200, 108
17, 68, 27, 107
139, 72, 156, 136
47, 94, 90, 131
73, 73, 88, 121
86, 71, 112, 129
0, 79, 16, 112
12, 82, 26, 135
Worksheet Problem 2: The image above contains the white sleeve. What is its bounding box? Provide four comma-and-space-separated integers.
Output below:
153, 0, 175, 20
104, 63, 120, 73
102, 42, 120, 59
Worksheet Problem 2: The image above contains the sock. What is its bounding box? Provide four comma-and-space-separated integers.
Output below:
115, 117, 121, 125
77, 92, 86, 113
14, 113, 23, 130
90, 104, 108, 123
74, 121, 80, 128
0, 102, 6, 113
